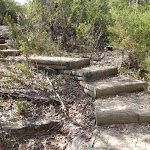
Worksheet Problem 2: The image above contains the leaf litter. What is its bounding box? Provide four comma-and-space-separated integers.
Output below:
0, 60, 94, 149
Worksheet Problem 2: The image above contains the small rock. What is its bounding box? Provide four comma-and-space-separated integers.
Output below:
70, 134, 86, 150
109, 124, 116, 128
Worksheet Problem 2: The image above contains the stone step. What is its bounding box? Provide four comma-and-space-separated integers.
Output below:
60, 66, 118, 81
0, 56, 25, 62
88, 123, 150, 150
0, 50, 22, 57
5, 39, 12, 46
28, 56, 90, 70
0, 39, 6, 44
2, 119, 63, 138
94, 92, 150, 125
0, 56, 90, 70
79, 76, 147, 98
0, 44, 8, 49
0, 25, 9, 39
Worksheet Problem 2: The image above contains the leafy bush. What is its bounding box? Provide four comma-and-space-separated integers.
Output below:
15, 98, 27, 115
6, 0, 110, 54
4, 0, 150, 81
0, 0, 21, 25
108, 0, 150, 79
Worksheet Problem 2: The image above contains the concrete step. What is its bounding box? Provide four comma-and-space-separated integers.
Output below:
0, 50, 22, 57
0, 56, 25, 63
0, 56, 90, 70
0, 39, 6, 44
0, 44, 8, 49
28, 56, 90, 70
0, 25, 9, 39
79, 76, 147, 98
94, 92, 150, 125
60, 66, 118, 81
5, 39, 12, 46
88, 123, 150, 150
2, 119, 63, 138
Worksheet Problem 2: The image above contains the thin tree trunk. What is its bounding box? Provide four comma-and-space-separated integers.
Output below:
136, 0, 139, 5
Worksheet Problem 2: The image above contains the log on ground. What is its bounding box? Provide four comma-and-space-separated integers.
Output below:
2, 119, 63, 138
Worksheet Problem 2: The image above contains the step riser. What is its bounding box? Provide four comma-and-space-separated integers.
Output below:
0, 39, 5, 44
29, 57, 90, 70
83, 68, 118, 81
94, 82, 147, 98
0, 50, 21, 57
81, 82, 147, 98
73, 68, 118, 81
96, 109, 150, 125
58, 68, 118, 81
0, 44, 8, 50
37, 64, 67, 70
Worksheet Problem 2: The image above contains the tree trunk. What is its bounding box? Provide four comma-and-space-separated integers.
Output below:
136, 0, 139, 5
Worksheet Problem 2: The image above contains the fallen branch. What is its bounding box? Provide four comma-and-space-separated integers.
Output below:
0, 89, 55, 103
2, 119, 63, 138
46, 75, 66, 111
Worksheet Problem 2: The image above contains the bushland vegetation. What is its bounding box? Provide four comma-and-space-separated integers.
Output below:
1, 0, 150, 81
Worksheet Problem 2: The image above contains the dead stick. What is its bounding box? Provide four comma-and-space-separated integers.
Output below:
0, 89, 54, 102
46, 75, 66, 111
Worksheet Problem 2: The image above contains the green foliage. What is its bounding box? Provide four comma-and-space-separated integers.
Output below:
108, 0, 150, 50
4, 0, 150, 80
108, 0, 150, 77
143, 57, 150, 71
6, 0, 110, 53
0, 0, 21, 25
142, 57, 150, 80
15, 98, 27, 115
17, 62, 30, 77
70, 0, 110, 51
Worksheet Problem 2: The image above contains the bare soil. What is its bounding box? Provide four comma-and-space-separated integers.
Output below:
91, 123, 150, 150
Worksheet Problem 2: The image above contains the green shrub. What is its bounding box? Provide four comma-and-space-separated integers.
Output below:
15, 98, 27, 115
108, 0, 150, 72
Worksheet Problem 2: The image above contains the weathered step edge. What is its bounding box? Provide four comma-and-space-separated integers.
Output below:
75, 67, 118, 81
59, 67, 118, 81
0, 50, 22, 57
29, 57, 90, 70
2, 119, 63, 138
96, 109, 150, 125
0, 57, 25, 62
0, 44, 8, 49
0, 39, 6, 44
0, 57, 90, 70
80, 81, 147, 98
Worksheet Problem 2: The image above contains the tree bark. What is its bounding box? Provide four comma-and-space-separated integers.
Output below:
136, 0, 139, 5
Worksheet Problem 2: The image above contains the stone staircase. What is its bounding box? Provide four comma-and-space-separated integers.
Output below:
22, 56, 148, 125
65, 60, 149, 150
63, 63, 148, 125
0, 26, 22, 57
54, 58, 149, 149
0, 50, 149, 149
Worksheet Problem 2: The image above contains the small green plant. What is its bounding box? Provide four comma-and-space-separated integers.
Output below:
0, 53, 4, 58
15, 98, 27, 115
141, 57, 150, 81
17, 61, 30, 77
